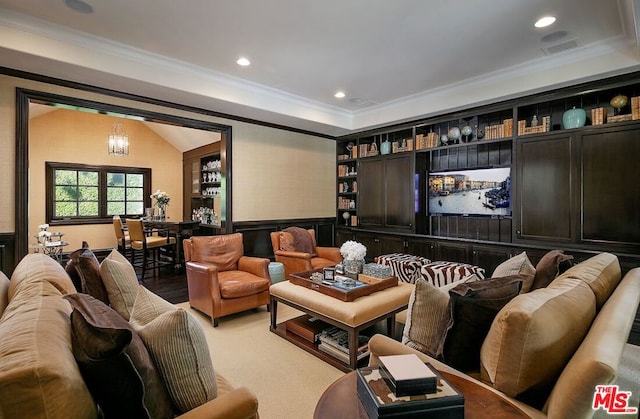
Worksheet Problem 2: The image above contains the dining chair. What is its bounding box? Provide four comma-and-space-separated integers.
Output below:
126, 218, 176, 281
112, 216, 131, 261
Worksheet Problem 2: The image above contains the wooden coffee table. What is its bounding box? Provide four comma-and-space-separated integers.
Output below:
314, 370, 529, 419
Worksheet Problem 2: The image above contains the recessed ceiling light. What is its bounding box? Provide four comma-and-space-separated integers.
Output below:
65, 0, 93, 14
535, 16, 556, 28
334, 91, 346, 99
236, 57, 251, 66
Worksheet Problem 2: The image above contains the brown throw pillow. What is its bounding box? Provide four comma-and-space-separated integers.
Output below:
282, 227, 317, 257
402, 276, 476, 358
64, 293, 174, 419
442, 274, 529, 372
530, 250, 574, 291
65, 245, 109, 304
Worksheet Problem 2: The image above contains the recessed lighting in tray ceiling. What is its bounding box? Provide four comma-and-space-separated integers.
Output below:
236, 57, 251, 66
334, 91, 346, 99
535, 16, 556, 28
64, 0, 94, 14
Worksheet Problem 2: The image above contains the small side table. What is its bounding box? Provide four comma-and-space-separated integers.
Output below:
30, 241, 69, 264
268, 262, 285, 284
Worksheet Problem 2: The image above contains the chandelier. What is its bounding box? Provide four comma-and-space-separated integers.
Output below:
108, 122, 129, 156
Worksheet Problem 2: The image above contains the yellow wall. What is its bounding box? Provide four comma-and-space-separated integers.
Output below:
29, 108, 182, 250
0, 73, 335, 255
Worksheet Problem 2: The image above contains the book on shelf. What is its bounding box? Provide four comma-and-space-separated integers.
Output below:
284, 315, 330, 343
356, 365, 464, 419
318, 342, 369, 363
378, 354, 438, 396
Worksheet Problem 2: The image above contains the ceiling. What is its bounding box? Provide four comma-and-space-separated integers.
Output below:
1, 0, 640, 139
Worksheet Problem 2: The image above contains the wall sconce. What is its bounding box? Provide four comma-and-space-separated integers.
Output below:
108, 122, 129, 156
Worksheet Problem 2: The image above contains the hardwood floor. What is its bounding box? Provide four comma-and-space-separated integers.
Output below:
139, 267, 189, 304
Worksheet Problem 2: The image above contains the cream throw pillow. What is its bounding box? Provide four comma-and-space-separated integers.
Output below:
402, 276, 475, 358
130, 286, 217, 413
100, 249, 139, 320
480, 277, 596, 398
492, 251, 536, 293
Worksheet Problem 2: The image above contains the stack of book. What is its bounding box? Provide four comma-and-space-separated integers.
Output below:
356, 364, 464, 419
415, 132, 439, 150
591, 107, 606, 125
317, 326, 369, 364
285, 315, 330, 343
633, 97, 640, 120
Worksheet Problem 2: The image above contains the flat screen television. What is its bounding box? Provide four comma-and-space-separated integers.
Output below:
428, 167, 511, 217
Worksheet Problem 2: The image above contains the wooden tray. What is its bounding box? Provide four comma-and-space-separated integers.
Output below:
289, 269, 398, 302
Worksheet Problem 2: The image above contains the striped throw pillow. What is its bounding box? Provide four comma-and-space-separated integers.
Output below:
130, 286, 217, 413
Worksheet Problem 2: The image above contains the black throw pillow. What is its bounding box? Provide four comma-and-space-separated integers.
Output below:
442, 274, 530, 372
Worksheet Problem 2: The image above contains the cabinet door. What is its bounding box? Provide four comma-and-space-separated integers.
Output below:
516, 134, 574, 242
335, 228, 354, 248
353, 231, 381, 260
581, 126, 640, 245
472, 244, 513, 276
436, 241, 471, 263
384, 155, 414, 231
358, 159, 385, 228
378, 235, 406, 256
407, 238, 437, 261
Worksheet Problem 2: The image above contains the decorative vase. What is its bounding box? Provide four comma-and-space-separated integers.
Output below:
380, 140, 391, 155
157, 204, 167, 221
562, 107, 586, 129
343, 259, 363, 279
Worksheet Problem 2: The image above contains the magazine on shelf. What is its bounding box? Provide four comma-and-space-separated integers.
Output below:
356, 366, 464, 419
319, 326, 369, 354
317, 342, 369, 363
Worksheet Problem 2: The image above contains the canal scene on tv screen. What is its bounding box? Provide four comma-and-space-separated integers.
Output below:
428, 167, 511, 216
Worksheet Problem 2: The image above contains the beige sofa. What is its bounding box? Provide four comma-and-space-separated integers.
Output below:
368, 252, 640, 418
0, 253, 258, 419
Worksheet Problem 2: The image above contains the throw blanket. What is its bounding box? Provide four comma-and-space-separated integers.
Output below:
283, 227, 316, 257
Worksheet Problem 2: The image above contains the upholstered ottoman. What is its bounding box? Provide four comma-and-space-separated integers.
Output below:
420, 261, 485, 287
374, 253, 432, 284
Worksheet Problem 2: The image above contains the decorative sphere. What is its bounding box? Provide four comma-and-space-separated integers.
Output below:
448, 127, 461, 140
461, 125, 473, 136
610, 94, 628, 109
342, 211, 350, 220
440, 134, 449, 145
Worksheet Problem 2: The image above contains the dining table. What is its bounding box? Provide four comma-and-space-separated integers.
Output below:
141, 219, 201, 269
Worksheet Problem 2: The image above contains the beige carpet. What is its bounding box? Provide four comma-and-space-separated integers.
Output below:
177, 302, 344, 419
178, 302, 640, 418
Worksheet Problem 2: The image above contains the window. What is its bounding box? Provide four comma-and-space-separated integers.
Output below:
46, 162, 151, 225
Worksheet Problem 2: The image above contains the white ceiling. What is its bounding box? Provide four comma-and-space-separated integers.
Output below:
2, 0, 640, 139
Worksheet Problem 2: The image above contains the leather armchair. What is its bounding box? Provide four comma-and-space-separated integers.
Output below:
184, 233, 271, 327
270, 228, 342, 278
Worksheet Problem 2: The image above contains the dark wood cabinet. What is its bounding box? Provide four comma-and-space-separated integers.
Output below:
516, 133, 575, 243
472, 244, 514, 276
581, 125, 640, 245
436, 241, 470, 263
358, 154, 414, 232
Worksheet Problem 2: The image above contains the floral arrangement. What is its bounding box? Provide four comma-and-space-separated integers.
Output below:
151, 190, 170, 207
340, 240, 367, 261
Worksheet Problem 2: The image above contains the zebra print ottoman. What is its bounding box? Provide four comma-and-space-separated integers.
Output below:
374, 253, 432, 284
420, 261, 485, 287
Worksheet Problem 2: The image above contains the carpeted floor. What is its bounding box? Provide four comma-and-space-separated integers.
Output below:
178, 301, 640, 419
177, 302, 344, 419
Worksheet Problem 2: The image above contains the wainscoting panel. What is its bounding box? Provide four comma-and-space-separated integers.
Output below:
233, 218, 335, 260
0, 233, 15, 276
